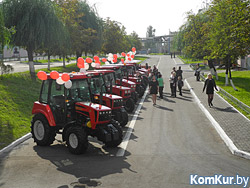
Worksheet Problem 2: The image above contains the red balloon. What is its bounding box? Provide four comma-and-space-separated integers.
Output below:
121, 58, 124, 63
50, 71, 59, 80
102, 58, 107, 62
78, 57, 85, 64
113, 59, 117, 63
127, 53, 130, 57
113, 54, 118, 59
121, 52, 126, 57
128, 58, 132, 61
37, 71, 47, 80
131, 55, 135, 59
132, 47, 136, 52
77, 62, 85, 69
94, 56, 99, 61
61, 73, 70, 82
86, 58, 92, 64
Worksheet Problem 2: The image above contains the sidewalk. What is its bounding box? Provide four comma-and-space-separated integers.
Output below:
174, 57, 250, 158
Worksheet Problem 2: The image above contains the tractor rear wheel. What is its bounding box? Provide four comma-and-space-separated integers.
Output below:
31, 114, 56, 146
124, 98, 135, 113
105, 122, 123, 147
66, 126, 88, 155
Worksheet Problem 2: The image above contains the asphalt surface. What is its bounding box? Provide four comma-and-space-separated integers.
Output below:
0, 55, 250, 188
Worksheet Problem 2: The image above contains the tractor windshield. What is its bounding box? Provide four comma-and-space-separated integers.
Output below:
89, 76, 106, 94
68, 79, 91, 102
115, 69, 122, 79
103, 73, 115, 87
127, 66, 135, 76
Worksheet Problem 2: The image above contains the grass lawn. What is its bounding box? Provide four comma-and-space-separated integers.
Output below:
216, 71, 250, 107
178, 55, 204, 64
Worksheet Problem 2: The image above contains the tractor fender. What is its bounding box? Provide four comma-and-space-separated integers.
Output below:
32, 101, 56, 127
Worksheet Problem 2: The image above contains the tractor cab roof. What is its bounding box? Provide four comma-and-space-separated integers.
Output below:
92, 69, 115, 75
46, 72, 90, 80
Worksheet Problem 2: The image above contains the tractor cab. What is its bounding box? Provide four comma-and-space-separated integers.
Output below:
86, 71, 129, 126
31, 73, 123, 155
92, 69, 135, 113
96, 65, 140, 102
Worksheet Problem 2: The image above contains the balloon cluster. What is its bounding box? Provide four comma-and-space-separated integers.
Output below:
120, 47, 136, 64
37, 71, 72, 88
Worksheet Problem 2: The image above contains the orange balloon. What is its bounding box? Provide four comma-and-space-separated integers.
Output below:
113, 54, 118, 59
121, 58, 124, 62
86, 58, 92, 64
61, 73, 70, 82
132, 47, 136, 52
121, 52, 126, 57
50, 71, 59, 80
131, 55, 135, 59
127, 53, 130, 57
128, 58, 132, 61
96, 60, 101, 64
102, 58, 107, 62
113, 59, 117, 63
37, 71, 47, 80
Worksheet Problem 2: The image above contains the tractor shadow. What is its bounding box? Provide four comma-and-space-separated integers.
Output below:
34, 141, 135, 188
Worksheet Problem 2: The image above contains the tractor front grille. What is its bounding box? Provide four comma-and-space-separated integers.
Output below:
114, 99, 123, 107
98, 111, 112, 122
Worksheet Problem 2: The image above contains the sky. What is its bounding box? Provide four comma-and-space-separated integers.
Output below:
87, 0, 207, 38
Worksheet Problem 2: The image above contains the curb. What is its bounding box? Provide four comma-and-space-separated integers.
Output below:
0, 133, 31, 156
185, 79, 250, 160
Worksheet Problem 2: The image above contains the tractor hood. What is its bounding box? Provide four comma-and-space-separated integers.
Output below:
122, 79, 136, 85
75, 102, 111, 111
95, 93, 122, 100
112, 85, 131, 90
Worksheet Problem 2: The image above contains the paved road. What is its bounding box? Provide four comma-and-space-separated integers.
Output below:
4, 60, 75, 73
1, 55, 250, 188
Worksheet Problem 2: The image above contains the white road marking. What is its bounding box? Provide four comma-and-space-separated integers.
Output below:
116, 57, 161, 157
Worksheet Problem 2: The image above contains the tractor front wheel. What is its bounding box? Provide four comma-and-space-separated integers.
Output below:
105, 122, 123, 147
66, 126, 88, 155
124, 98, 135, 113
31, 114, 56, 146
120, 110, 129, 127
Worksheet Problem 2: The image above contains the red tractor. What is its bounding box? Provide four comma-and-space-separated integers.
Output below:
101, 64, 146, 98
96, 65, 139, 103
91, 69, 135, 113
31, 73, 123, 155
85, 71, 129, 126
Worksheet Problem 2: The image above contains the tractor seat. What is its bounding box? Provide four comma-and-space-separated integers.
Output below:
52, 95, 65, 109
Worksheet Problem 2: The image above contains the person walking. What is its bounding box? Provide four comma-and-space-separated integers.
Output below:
169, 71, 177, 97
157, 74, 164, 99
176, 66, 183, 79
149, 76, 159, 105
177, 76, 184, 96
153, 65, 158, 77
203, 73, 218, 107
195, 64, 201, 81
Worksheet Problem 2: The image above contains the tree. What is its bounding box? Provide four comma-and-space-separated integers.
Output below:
102, 18, 128, 54
127, 31, 142, 52
3, 0, 63, 79
0, 4, 14, 77
145, 25, 156, 51
206, 0, 250, 88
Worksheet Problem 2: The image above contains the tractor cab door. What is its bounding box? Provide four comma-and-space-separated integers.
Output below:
49, 80, 65, 125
